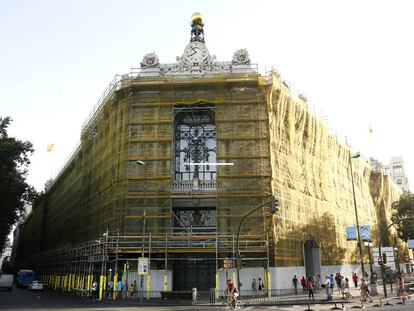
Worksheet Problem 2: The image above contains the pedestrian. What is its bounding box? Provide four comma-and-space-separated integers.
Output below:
258, 277, 264, 294
360, 278, 373, 303
292, 275, 298, 294
324, 276, 332, 300
339, 275, 345, 299
329, 274, 335, 296
108, 279, 114, 299
344, 278, 353, 299
397, 275, 409, 303
124, 280, 128, 298
315, 274, 322, 289
301, 276, 307, 291
117, 279, 123, 299
352, 272, 359, 288
335, 273, 342, 294
129, 280, 136, 297
307, 277, 314, 301
92, 279, 99, 300
252, 277, 258, 296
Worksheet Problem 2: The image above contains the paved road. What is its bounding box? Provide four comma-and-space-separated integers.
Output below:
0, 287, 211, 311
1, 286, 413, 311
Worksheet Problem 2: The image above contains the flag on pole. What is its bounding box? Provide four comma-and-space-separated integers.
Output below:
47, 144, 55, 152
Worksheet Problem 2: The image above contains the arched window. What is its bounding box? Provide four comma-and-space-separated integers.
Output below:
174, 106, 216, 181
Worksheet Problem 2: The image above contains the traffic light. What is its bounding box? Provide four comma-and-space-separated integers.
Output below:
270, 196, 279, 214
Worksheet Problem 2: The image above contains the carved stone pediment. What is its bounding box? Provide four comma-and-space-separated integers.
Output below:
140, 52, 160, 68
232, 49, 250, 65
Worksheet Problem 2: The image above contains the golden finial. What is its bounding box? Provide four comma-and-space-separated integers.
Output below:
191, 12, 204, 25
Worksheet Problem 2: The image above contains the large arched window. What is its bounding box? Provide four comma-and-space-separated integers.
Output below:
174, 106, 216, 181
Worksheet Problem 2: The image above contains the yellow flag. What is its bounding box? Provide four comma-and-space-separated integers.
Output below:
47, 144, 55, 152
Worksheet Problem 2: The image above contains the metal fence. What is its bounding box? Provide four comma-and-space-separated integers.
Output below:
73, 288, 327, 305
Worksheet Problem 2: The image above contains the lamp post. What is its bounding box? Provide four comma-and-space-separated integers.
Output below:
236, 197, 278, 290
136, 160, 147, 301
348, 151, 365, 277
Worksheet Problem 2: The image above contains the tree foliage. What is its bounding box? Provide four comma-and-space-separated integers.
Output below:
0, 117, 36, 253
391, 192, 414, 241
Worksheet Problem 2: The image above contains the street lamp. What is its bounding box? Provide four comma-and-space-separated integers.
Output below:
136, 160, 148, 301
236, 196, 278, 290
348, 151, 365, 277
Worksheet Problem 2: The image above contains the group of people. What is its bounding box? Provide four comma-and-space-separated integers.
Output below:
292, 272, 374, 301
251, 277, 265, 295
91, 278, 139, 299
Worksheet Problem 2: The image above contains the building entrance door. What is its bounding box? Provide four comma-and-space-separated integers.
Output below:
173, 258, 216, 290
304, 239, 321, 277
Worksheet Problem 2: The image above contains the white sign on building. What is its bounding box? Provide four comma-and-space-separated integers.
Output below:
138, 257, 149, 275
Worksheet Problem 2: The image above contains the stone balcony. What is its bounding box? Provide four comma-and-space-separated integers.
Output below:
172, 178, 217, 192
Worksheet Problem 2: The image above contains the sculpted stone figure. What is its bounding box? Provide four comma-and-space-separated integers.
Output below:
232, 49, 251, 65
140, 52, 160, 68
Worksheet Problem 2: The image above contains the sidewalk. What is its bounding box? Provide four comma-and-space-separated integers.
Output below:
240, 284, 411, 308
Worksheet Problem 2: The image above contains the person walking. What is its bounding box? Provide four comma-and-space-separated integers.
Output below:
258, 277, 265, 294
307, 277, 315, 301
301, 276, 307, 291
108, 279, 114, 299
360, 278, 373, 303
292, 275, 298, 294
124, 280, 128, 298
335, 273, 342, 294
92, 279, 99, 300
344, 278, 350, 299
352, 272, 359, 288
314, 274, 321, 289
129, 280, 136, 297
329, 274, 335, 296
324, 276, 332, 300
252, 277, 258, 296
117, 279, 123, 299
397, 275, 409, 303
339, 275, 345, 299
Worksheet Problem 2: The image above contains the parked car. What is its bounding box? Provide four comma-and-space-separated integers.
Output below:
0, 273, 14, 290
28, 280, 43, 291
17, 269, 35, 288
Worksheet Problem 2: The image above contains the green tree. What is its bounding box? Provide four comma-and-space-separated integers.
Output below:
0, 117, 36, 253
391, 192, 414, 241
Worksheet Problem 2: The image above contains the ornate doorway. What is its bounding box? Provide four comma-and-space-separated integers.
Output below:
173, 256, 216, 290
304, 238, 321, 277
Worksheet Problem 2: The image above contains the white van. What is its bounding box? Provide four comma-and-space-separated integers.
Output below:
0, 273, 14, 290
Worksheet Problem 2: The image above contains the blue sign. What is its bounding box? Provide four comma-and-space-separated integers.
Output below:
408, 240, 414, 249
346, 225, 371, 241
346, 227, 357, 241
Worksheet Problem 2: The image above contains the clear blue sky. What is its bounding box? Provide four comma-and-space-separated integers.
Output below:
1, 0, 413, 191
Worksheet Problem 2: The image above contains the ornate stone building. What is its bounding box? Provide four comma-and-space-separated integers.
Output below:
383, 157, 410, 192
16, 13, 401, 292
